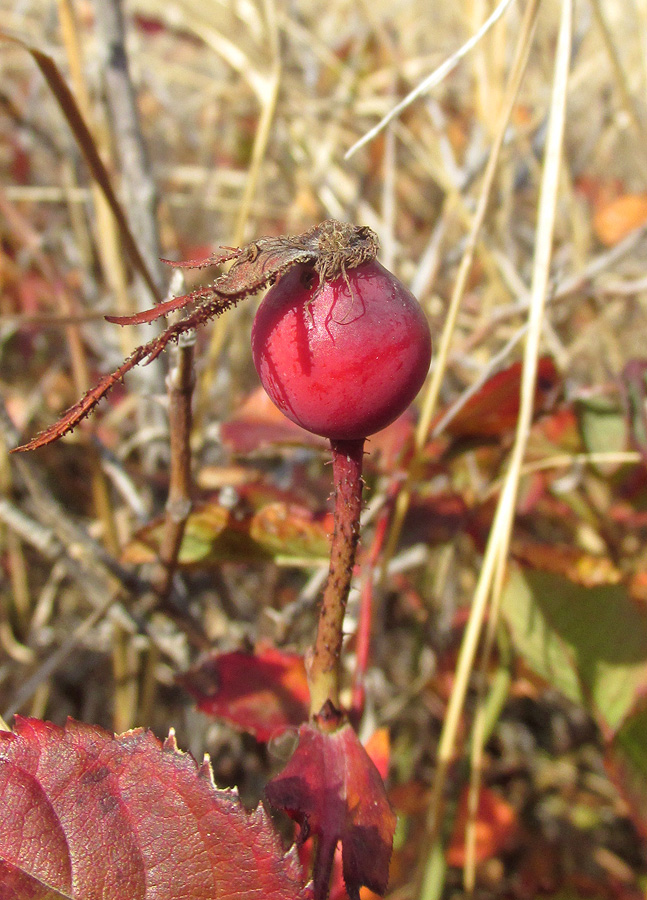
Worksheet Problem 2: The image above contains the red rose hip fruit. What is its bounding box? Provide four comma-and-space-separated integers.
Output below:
251, 259, 432, 440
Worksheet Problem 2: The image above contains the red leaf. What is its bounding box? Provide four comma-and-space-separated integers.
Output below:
221, 387, 326, 453
0, 717, 309, 900
179, 647, 310, 741
265, 722, 396, 900
364, 409, 415, 471
439, 357, 559, 439
295, 728, 389, 900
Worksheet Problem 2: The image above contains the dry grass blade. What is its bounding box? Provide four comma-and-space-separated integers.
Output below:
0, 30, 161, 303
3, 596, 117, 720
194, 0, 282, 427
382, 0, 540, 571
417, 1, 574, 895
346, 0, 517, 158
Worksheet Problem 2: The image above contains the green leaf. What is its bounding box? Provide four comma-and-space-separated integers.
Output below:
576, 396, 626, 457
501, 566, 647, 734
610, 708, 647, 830
123, 496, 330, 566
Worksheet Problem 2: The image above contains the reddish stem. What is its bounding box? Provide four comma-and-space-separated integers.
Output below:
308, 438, 365, 718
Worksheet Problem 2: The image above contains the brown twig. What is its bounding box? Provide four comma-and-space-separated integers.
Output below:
308, 438, 365, 718
153, 329, 196, 602
92, 0, 165, 296
93, 0, 167, 473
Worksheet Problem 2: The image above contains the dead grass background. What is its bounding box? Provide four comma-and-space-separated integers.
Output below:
1, 0, 647, 897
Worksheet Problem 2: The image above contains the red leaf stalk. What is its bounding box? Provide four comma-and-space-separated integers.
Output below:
308, 438, 365, 718
351, 479, 398, 720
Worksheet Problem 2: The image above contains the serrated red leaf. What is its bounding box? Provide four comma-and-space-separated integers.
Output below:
265, 723, 396, 900
0, 717, 309, 900
180, 648, 309, 741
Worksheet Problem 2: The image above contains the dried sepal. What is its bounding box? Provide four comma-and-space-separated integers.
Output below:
265, 721, 396, 900
13, 220, 379, 453
12, 292, 236, 452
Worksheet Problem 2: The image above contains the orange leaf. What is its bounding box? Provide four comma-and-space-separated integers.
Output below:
446, 786, 517, 868
221, 387, 326, 452
363, 728, 390, 782
593, 194, 647, 246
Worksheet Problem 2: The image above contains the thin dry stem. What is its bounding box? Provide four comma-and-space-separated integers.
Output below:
93, 0, 165, 296
56, 0, 135, 344
93, 0, 168, 468
153, 332, 196, 602
346, 0, 516, 157
0, 183, 120, 552
0, 30, 161, 303
195, 0, 282, 433
590, 0, 647, 177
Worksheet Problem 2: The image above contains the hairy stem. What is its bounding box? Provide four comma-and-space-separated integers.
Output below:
308, 438, 365, 718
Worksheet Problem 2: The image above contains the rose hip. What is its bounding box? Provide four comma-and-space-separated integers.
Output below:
251, 259, 431, 441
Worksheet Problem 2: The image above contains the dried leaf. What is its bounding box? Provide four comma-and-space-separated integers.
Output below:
439, 357, 559, 439
511, 537, 623, 588
221, 387, 327, 452
123, 487, 331, 566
